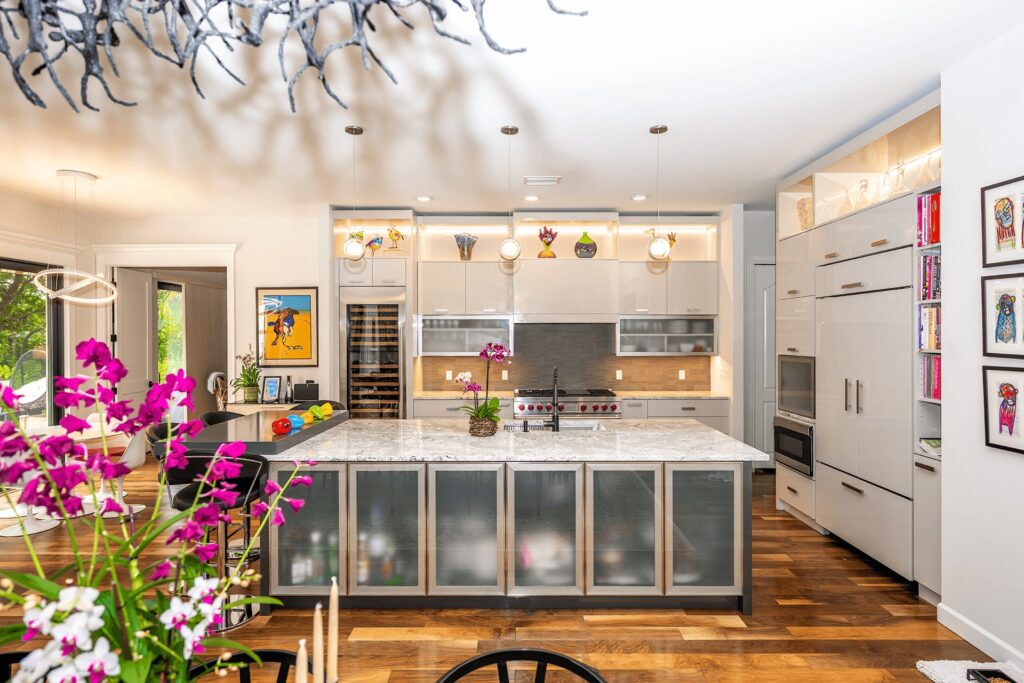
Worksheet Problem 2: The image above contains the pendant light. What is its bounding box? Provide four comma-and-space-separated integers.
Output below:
32, 170, 117, 305
341, 125, 366, 261
647, 125, 672, 261
498, 125, 522, 261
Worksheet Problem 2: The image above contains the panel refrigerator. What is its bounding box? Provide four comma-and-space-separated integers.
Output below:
340, 287, 406, 418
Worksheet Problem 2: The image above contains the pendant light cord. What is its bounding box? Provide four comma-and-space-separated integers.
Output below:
507, 131, 512, 238
351, 133, 356, 217
656, 132, 661, 228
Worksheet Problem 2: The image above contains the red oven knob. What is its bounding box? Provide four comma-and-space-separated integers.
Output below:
527, 404, 534, 411
518, 404, 525, 411
558, 404, 565, 411
580, 404, 587, 411
609, 404, 618, 412
592, 404, 599, 412
601, 404, 608, 411
546, 404, 553, 411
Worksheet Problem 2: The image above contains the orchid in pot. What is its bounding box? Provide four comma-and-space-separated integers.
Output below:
454, 342, 510, 437
0, 338, 311, 681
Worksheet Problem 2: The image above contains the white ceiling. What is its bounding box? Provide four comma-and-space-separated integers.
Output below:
2, 0, 1022, 218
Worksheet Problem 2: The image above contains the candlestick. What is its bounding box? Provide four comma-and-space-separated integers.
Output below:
313, 602, 324, 683
295, 639, 308, 683
327, 576, 338, 683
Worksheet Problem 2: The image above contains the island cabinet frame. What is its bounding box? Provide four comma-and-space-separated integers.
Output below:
506, 463, 586, 597
347, 463, 428, 596
585, 463, 665, 596
427, 463, 506, 596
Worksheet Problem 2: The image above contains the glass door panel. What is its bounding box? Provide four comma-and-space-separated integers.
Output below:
508, 464, 583, 596
348, 464, 425, 595
618, 317, 718, 356
347, 303, 401, 418
419, 317, 512, 356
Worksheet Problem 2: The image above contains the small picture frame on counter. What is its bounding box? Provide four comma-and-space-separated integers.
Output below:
261, 375, 282, 403
981, 174, 1024, 267
982, 272, 1024, 357
982, 366, 1024, 455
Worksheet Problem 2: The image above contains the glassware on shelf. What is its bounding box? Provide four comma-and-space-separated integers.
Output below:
852, 179, 870, 211
927, 151, 942, 184
893, 158, 908, 195
837, 186, 854, 216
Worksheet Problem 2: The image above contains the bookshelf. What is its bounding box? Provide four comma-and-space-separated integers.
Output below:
914, 191, 941, 459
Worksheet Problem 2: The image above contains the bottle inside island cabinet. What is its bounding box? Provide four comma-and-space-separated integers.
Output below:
269, 464, 346, 596
348, 464, 426, 595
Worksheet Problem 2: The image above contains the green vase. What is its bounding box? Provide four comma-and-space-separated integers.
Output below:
574, 231, 597, 258
243, 386, 259, 404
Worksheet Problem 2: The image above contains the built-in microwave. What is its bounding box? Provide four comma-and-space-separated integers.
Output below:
773, 416, 814, 476
777, 354, 815, 420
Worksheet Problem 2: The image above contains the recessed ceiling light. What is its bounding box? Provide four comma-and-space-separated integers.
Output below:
416, 195, 433, 202
524, 195, 540, 202
632, 194, 648, 201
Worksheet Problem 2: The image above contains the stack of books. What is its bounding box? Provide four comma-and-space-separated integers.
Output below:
917, 192, 941, 246
921, 355, 941, 400
920, 253, 941, 300
919, 304, 942, 351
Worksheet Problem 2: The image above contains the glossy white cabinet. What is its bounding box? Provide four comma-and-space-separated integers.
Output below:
777, 296, 814, 356
413, 398, 513, 420
641, 399, 730, 433
813, 295, 859, 476
777, 231, 814, 300
513, 260, 618, 321
618, 261, 668, 315
776, 463, 814, 519
339, 258, 406, 287
620, 400, 648, 419
338, 258, 372, 286
913, 455, 941, 594
814, 194, 916, 265
418, 262, 466, 315
666, 262, 718, 315
465, 262, 514, 314
815, 247, 913, 298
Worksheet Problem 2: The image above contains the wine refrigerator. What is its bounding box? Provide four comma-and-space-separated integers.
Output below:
340, 287, 405, 418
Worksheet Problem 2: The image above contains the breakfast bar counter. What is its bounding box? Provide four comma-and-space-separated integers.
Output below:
263, 418, 767, 613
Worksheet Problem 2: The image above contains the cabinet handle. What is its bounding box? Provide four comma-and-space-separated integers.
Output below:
787, 289, 799, 295
446, 406, 461, 412
786, 486, 798, 495
844, 378, 850, 412
824, 251, 839, 259
787, 347, 799, 353
870, 238, 889, 248
856, 380, 862, 414
380, 278, 397, 284
635, 308, 649, 313
841, 481, 864, 495
841, 282, 864, 290
687, 307, 699, 313
915, 461, 936, 473
680, 406, 696, 411
482, 308, 497, 313
349, 278, 367, 284
626, 402, 643, 407
434, 308, 449, 313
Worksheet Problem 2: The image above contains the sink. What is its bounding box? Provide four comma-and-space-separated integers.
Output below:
504, 420, 606, 432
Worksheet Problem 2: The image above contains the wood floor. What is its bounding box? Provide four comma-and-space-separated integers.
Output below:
0, 466, 984, 681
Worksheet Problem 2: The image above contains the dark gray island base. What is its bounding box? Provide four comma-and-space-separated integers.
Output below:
188, 409, 349, 455
259, 419, 766, 614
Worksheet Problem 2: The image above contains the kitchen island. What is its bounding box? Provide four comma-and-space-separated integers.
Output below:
262, 419, 768, 613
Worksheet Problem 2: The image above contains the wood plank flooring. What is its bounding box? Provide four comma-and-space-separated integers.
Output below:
0, 465, 984, 681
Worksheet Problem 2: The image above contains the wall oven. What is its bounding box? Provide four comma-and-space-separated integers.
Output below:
773, 416, 814, 476
777, 354, 815, 420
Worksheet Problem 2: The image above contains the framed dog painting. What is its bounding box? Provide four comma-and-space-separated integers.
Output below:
257, 287, 319, 367
982, 174, 1024, 267
982, 273, 1024, 358
983, 366, 1024, 454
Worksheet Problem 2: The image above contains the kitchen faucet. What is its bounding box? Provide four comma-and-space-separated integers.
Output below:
549, 367, 560, 432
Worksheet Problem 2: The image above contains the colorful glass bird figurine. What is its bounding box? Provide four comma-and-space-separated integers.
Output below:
366, 235, 383, 256
666, 232, 677, 248
351, 230, 364, 242
387, 225, 405, 250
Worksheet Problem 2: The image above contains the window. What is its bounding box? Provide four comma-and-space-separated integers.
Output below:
156, 281, 185, 379
0, 258, 64, 427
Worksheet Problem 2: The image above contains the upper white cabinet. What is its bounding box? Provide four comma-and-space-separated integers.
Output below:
777, 231, 815, 300
418, 262, 466, 314
815, 246, 912, 298
666, 262, 718, 315
815, 194, 917, 265
619, 261, 669, 315
513, 260, 618, 322
465, 262, 514, 315
372, 259, 407, 287
339, 258, 407, 287
777, 296, 813, 356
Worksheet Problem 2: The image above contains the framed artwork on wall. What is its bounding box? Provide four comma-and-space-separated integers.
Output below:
981, 174, 1024, 267
981, 273, 1024, 358
983, 366, 1024, 454
257, 287, 319, 367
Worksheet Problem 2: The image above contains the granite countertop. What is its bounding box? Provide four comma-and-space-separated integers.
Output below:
273, 418, 769, 463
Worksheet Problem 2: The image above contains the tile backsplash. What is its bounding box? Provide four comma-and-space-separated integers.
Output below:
417, 323, 711, 391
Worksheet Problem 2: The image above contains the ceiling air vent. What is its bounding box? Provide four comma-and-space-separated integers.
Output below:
523, 176, 562, 186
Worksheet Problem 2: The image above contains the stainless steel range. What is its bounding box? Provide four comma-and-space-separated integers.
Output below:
513, 388, 622, 419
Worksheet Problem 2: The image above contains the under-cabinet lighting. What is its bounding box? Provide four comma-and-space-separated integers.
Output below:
419, 225, 510, 235
619, 225, 714, 235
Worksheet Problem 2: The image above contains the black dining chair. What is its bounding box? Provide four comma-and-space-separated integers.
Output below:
189, 648, 311, 682
291, 400, 346, 412
436, 648, 607, 683
0, 650, 23, 680
200, 410, 244, 426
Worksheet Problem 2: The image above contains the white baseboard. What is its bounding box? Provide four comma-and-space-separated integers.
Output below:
917, 584, 940, 606
938, 602, 1024, 670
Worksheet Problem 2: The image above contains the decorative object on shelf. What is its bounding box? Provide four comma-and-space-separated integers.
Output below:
257, 287, 320, 367
272, 417, 293, 435
982, 174, 1024, 267
983, 365, 1024, 454
207, 371, 228, 411
32, 171, 117, 305
1, 0, 586, 112
288, 414, 306, 430
387, 225, 406, 250
982, 273, 1024, 357
366, 235, 383, 257
537, 226, 558, 258
893, 158, 909, 195
0, 338, 309, 681
796, 197, 814, 230
454, 343, 510, 436
231, 347, 262, 403
454, 233, 479, 261
261, 375, 282, 403
498, 125, 522, 261
574, 231, 598, 258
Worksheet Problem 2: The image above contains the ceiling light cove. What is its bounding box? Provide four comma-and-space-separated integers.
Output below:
632, 194, 649, 201
416, 196, 433, 202
524, 195, 541, 202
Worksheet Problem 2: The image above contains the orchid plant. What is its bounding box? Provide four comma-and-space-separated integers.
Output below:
0, 339, 311, 682
454, 343, 510, 423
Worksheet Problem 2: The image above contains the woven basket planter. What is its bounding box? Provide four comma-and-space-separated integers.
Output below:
468, 416, 499, 437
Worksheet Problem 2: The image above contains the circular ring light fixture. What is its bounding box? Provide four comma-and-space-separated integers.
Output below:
498, 238, 522, 261
647, 236, 671, 260
33, 268, 118, 305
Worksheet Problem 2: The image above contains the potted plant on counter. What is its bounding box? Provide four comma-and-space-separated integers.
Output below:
231, 348, 261, 404
455, 342, 510, 437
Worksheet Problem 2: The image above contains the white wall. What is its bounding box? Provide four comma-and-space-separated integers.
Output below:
713, 204, 745, 438
742, 209, 776, 449
940, 23, 1024, 666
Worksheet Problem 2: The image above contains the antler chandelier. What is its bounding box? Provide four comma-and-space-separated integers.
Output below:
0, 0, 585, 113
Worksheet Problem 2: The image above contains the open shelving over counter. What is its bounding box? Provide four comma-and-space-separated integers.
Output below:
333, 210, 415, 259
617, 215, 719, 262
418, 216, 511, 262
512, 211, 619, 260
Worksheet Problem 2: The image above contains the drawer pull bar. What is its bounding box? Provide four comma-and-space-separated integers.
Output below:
786, 486, 798, 495
914, 461, 936, 473
787, 347, 799, 353
380, 279, 397, 284
626, 402, 643, 407
841, 282, 864, 290
824, 251, 839, 259
434, 308, 449, 313
870, 238, 889, 248
680, 406, 697, 411
856, 380, 863, 414
844, 378, 850, 412
787, 289, 799, 295
841, 481, 864, 495
482, 308, 497, 313
446, 406, 461, 411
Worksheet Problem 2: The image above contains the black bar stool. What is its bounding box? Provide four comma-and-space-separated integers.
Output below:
436, 648, 607, 683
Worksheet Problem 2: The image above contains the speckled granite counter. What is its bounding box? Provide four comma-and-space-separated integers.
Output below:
272, 418, 768, 463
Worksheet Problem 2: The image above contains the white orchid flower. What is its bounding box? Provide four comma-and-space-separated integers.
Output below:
56, 587, 99, 613
74, 637, 119, 681
46, 662, 81, 683
14, 642, 66, 683
187, 576, 220, 604
158, 596, 196, 633
51, 609, 104, 656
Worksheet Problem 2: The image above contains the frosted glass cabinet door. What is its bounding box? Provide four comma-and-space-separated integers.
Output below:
586, 464, 663, 595
665, 463, 742, 594
508, 464, 584, 596
269, 464, 345, 596
348, 464, 426, 595
428, 464, 505, 595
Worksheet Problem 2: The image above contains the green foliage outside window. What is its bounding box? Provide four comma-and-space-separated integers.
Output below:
0, 270, 48, 416
156, 287, 185, 379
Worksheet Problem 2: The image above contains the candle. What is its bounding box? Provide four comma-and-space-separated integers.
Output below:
313, 602, 324, 683
295, 639, 308, 683
327, 576, 338, 683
